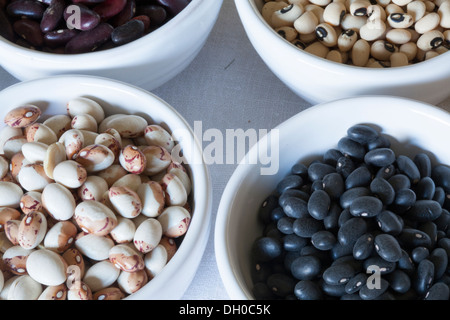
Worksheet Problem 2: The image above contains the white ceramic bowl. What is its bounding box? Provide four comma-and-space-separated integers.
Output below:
0, 75, 212, 300
234, 0, 450, 105
215, 96, 450, 299
0, 0, 223, 90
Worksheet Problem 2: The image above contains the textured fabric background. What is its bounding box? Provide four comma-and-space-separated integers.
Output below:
0, 0, 449, 300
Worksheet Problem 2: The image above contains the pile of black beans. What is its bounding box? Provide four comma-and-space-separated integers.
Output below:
252, 124, 450, 300
0, 0, 191, 53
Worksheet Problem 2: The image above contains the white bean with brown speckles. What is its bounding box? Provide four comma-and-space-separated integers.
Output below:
42, 183, 76, 221
83, 260, 120, 292
133, 218, 162, 254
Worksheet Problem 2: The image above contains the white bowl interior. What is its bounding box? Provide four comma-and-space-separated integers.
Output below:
215, 96, 450, 299
0, 75, 212, 300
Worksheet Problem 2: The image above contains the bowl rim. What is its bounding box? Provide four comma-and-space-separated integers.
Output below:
235, 0, 450, 76
0, 74, 213, 300
214, 95, 450, 300
0, 0, 222, 64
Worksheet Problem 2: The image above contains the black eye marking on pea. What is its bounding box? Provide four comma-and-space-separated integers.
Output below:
354, 8, 367, 16
277, 29, 286, 39
343, 29, 355, 37
315, 26, 328, 40
430, 37, 443, 48
339, 10, 345, 23
390, 13, 405, 23
280, 4, 294, 14
384, 41, 396, 52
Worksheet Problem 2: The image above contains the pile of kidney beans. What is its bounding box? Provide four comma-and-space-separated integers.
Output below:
0, 0, 191, 53
252, 124, 450, 300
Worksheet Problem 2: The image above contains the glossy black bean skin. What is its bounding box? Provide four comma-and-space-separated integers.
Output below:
251, 262, 272, 283
424, 282, 450, 300
349, 196, 383, 218
414, 153, 432, 178
13, 19, 43, 47
293, 217, 323, 238
364, 148, 396, 167
412, 246, 429, 263
340, 187, 371, 209
359, 278, 389, 300
433, 187, 446, 207
277, 216, 295, 235
363, 256, 396, 274
416, 177, 436, 200
406, 200, 442, 222
394, 188, 417, 208
387, 270, 411, 293
279, 189, 309, 206
367, 134, 391, 150
398, 228, 432, 249
435, 209, 450, 232
276, 174, 303, 194
413, 259, 434, 295
311, 230, 336, 251
376, 210, 403, 235
283, 234, 308, 252
65, 23, 113, 53
252, 282, 276, 300
344, 272, 367, 294
338, 217, 368, 247
431, 165, 450, 193
323, 263, 355, 285
347, 124, 378, 145
266, 273, 296, 297
294, 280, 323, 300
307, 162, 335, 181
251, 237, 282, 262
291, 163, 308, 177
280, 196, 308, 219
336, 156, 355, 178
370, 177, 395, 205
388, 174, 411, 191
270, 207, 285, 222
428, 248, 448, 279
308, 190, 330, 220
338, 137, 366, 160
353, 233, 374, 260
259, 195, 278, 224
345, 166, 372, 189
321, 280, 346, 297
323, 148, 343, 166
40, 0, 64, 33
290, 255, 321, 280
322, 172, 344, 200
7, 0, 44, 19
397, 155, 421, 184
397, 249, 415, 275
323, 202, 340, 230
374, 233, 402, 262
375, 164, 396, 180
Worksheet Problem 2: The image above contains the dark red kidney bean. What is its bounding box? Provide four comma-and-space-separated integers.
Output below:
15, 37, 35, 49
64, 4, 101, 31
65, 22, 113, 54
132, 14, 150, 31
7, 0, 45, 19
44, 28, 79, 48
93, 0, 126, 20
13, 19, 43, 47
0, 9, 15, 42
156, 0, 190, 16
40, 0, 65, 33
72, 0, 105, 3
346, 124, 379, 145
110, 0, 135, 27
136, 4, 166, 27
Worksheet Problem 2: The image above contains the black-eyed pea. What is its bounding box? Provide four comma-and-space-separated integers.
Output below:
109, 186, 142, 219
43, 114, 72, 139
338, 29, 358, 52
371, 39, 398, 60
112, 174, 142, 192
271, 3, 304, 28
117, 269, 148, 294
18, 211, 47, 250
75, 144, 115, 173
305, 4, 325, 23
110, 217, 136, 244
42, 183, 76, 221
360, 18, 386, 41
59, 129, 84, 160
0, 181, 23, 208
387, 13, 414, 28
109, 244, 145, 272
341, 13, 367, 31
24, 122, 57, 145
21, 141, 48, 164
0, 207, 21, 231
367, 4, 386, 20
7, 275, 42, 300
349, 0, 370, 16
376, 0, 391, 7
26, 248, 67, 286
71, 114, 98, 132
315, 22, 338, 46
43, 221, 78, 253
325, 49, 344, 63
141, 145, 172, 176
67, 281, 92, 300
157, 206, 191, 238
38, 283, 67, 300
407, 0, 426, 21
4, 105, 41, 129
439, 0, 450, 28
309, 0, 331, 6
62, 248, 85, 278
97, 164, 128, 187
304, 40, 330, 57
262, 1, 289, 23
276, 26, 299, 41
74, 200, 117, 236
351, 38, 371, 66
83, 260, 120, 292
137, 181, 165, 218
119, 145, 147, 175
299, 31, 318, 43
93, 287, 126, 300
444, 29, 450, 44
323, 2, 346, 26
392, 0, 413, 6
66, 97, 105, 124
417, 29, 445, 50
415, 12, 441, 34
424, 50, 440, 59
294, 10, 319, 34
144, 244, 168, 279
385, 3, 404, 16
289, 0, 309, 6
3, 135, 28, 159
75, 233, 114, 261
365, 58, 390, 68
399, 42, 418, 60
160, 173, 187, 207
390, 51, 410, 66
133, 218, 162, 254
4, 220, 20, 246
2, 245, 34, 275
386, 28, 412, 44
144, 124, 174, 152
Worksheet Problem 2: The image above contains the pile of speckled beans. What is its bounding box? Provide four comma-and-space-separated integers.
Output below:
262, 0, 450, 67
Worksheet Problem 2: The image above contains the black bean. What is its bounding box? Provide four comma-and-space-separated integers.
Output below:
428, 247, 448, 279
412, 246, 429, 263
277, 216, 295, 235
340, 187, 371, 209
349, 196, 383, 218
397, 249, 415, 275
394, 188, 417, 208
266, 273, 296, 297
364, 148, 396, 167
293, 217, 323, 238
252, 282, 276, 300
433, 187, 446, 207
259, 195, 279, 224
290, 255, 322, 280
322, 172, 344, 200
276, 174, 303, 194
363, 256, 396, 274
251, 237, 282, 262
338, 137, 366, 160
251, 262, 272, 283
414, 153, 432, 178
331, 241, 354, 260
376, 210, 403, 235
398, 228, 432, 249
388, 174, 411, 191
359, 278, 389, 300
323, 263, 355, 285
424, 282, 450, 300
291, 163, 308, 177
308, 189, 330, 220
283, 234, 308, 252
367, 134, 391, 150
370, 177, 395, 205
323, 202, 340, 230
431, 165, 450, 193
280, 196, 308, 219
323, 149, 343, 166
311, 230, 336, 251
353, 233, 374, 260
413, 259, 434, 295
386, 270, 411, 293
336, 156, 355, 178
420, 221, 437, 248
374, 233, 402, 262
434, 209, 450, 232
338, 217, 368, 247
307, 162, 336, 181
375, 164, 396, 180
406, 200, 442, 222
344, 272, 367, 294
345, 165, 372, 189
347, 124, 379, 145
320, 280, 347, 297
270, 207, 285, 222
340, 293, 363, 300
397, 155, 421, 184
294, 280, 323, 300
416, 177, 436, 200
